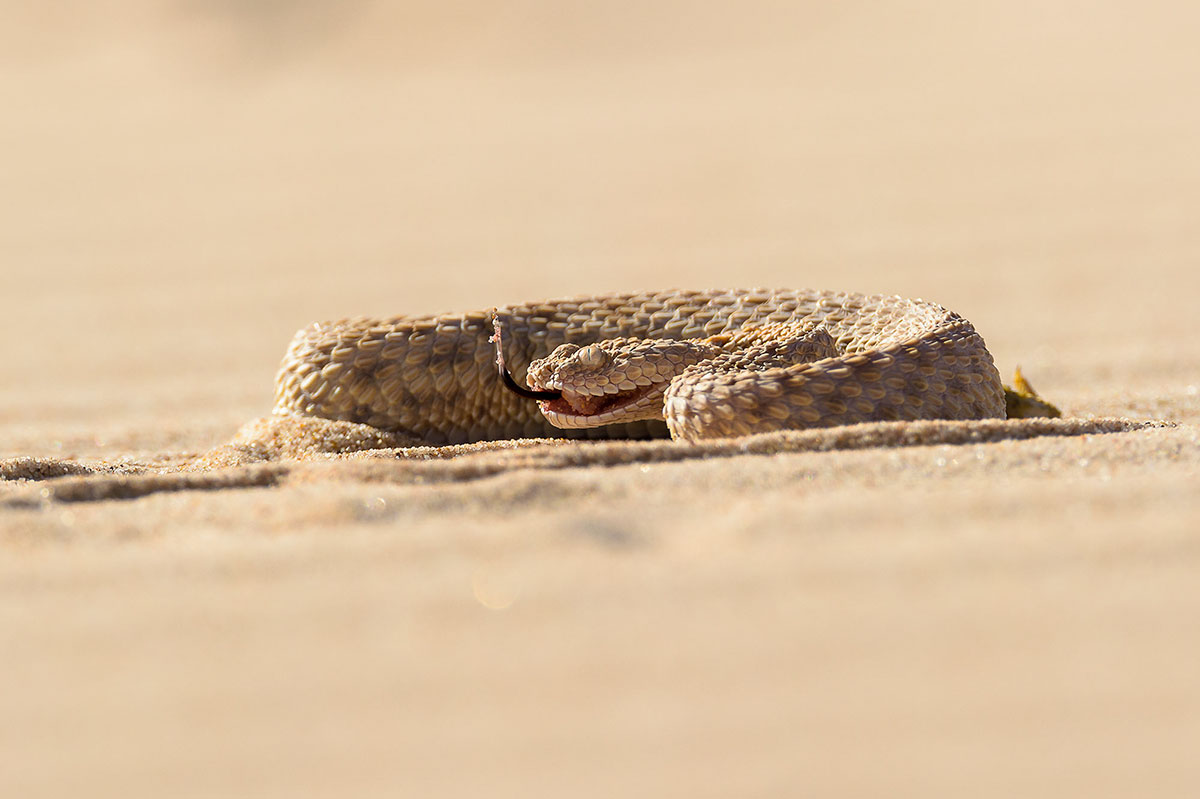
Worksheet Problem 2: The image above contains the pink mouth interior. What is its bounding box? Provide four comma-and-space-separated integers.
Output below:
540, 384, 656, 418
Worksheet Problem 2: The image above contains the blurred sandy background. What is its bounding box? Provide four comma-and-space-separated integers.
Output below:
2, 1, 1199, 797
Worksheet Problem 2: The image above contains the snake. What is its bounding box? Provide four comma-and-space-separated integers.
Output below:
272, 288, 1012, 445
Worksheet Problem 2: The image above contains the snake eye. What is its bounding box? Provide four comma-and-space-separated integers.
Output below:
575, 345, 609, 369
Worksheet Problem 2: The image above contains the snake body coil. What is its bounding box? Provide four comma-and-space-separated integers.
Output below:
274, 288, 1006, 444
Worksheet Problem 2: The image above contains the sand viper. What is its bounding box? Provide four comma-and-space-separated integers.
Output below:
271, 288, 1047, 445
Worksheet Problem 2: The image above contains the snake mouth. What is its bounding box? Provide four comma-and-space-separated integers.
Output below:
490, 319, 664, 428
536, 383, 665, 428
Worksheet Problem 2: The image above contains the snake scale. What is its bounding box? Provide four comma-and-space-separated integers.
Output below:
273, 289, 1007, 445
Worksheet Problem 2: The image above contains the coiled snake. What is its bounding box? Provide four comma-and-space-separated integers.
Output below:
273, 288, 1025, 445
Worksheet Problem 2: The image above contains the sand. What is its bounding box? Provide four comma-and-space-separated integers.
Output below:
2, 2, 1200, 797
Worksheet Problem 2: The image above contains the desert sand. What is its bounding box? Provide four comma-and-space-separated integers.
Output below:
2, 2, 1199, 797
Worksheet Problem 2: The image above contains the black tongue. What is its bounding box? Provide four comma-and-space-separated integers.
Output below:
498, 365, 562, 401
491, 313, 563, 401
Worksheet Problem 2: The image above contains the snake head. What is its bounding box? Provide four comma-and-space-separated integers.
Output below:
526, 338, 721, 428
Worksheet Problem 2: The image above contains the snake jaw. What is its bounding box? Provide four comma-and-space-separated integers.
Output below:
534, 380, 669, 428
